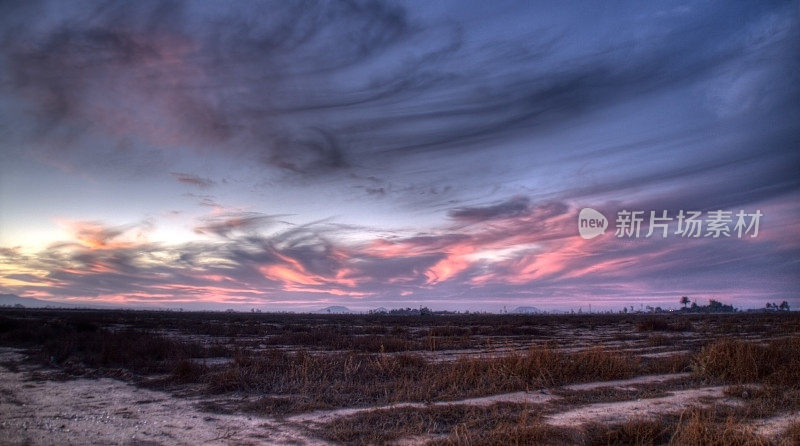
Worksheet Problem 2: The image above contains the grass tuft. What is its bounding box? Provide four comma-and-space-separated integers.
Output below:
670, 407, 770, 446
584, 418, 671, 446
693, 337, 800, 387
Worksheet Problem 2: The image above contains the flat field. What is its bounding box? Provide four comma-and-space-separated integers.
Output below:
0, 309, 798, 445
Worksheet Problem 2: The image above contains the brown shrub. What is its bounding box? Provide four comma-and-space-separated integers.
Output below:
725, 384, 800, 418
693, 337, 800, 386
240, 396, 330, 416
642, 352, 693, 374
584, 418, 670, 446
778, 421, 800, 446
321, 404, 571, 446
170, 359, 208, 384
438, 420, 572, 446
636, 317, 692, 332
203, 345, 637, 412
646, 334, 674, 347
669, 407, 770, 446
322, 405, 463, 444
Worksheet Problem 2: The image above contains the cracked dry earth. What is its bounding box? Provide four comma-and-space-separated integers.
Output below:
1, 348, 797, 445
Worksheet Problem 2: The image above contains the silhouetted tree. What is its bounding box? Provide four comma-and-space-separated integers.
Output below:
680, 296, 690, 309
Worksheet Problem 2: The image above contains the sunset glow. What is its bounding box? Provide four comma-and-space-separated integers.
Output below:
0, 0, 797, 311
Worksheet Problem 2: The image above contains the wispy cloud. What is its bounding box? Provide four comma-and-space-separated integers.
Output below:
3, 0, 795, 182
171, 172, 215, 188
193, 212, 279, 238
2, 196, 797, 309
449, 196, 532, 222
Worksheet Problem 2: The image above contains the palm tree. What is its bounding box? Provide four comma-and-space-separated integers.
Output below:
680, 296, 690, 309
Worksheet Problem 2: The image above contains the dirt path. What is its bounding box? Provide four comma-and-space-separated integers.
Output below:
0, 349, 325, 446
561, 373, 691, 391
751, 412, 800, 438
288, 391, 559, 425
546, 386, 732, 426
289, 372, 693, 425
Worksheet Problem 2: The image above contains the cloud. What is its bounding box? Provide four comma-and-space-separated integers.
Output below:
183, 193, 219, 208
171, 172, 215, 188
59, 220, 152, 250
449, 196, 531, 222
1, 195, 798, 308
193, 212, 278, 238
0, 2, 798, 310
3, 0, 795, 184
0, 0, 417, 177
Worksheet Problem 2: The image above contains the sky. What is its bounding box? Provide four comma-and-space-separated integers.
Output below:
0, 0, 798, 312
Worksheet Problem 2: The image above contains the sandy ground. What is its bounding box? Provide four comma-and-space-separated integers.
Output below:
752, 412, 800, 438
287, 392, 558, 425
0, 349, 323, 446
546, 386, 732, 427
560, 373, 691, 391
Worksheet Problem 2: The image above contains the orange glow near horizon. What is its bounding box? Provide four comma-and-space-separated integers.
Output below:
2, 199, 797, 310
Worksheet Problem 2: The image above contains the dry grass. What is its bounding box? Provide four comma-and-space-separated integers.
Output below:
265, 327, 477, 352
694, 337, 800, 434
201, 345, 638, 412
583, 418, 671, 445
553, 387, 671, 408
321, 404, 486, 445
669, 407, 771, 446
0, 318, 227, 376
435, 420, 572, 446
321, 406, 779, 446
646, 334, 674, 347
3, 309, 800, 445
636, 317, 692, 332
201, 396, 329, 417
777, 421, 800, 446
641, 352, 693, 374
320, 403, 573, 446
693, 337, 800, 387
0, 311, 645, 412
724, 384, 800, 419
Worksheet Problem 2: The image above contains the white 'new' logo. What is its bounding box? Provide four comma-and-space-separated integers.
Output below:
578, 208, 607, 239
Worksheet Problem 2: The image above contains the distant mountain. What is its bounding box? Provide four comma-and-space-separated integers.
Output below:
318, 305, 351, 314
511, 306, 541, 314
370, 307, 388, 314
0, 294, 73, 308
